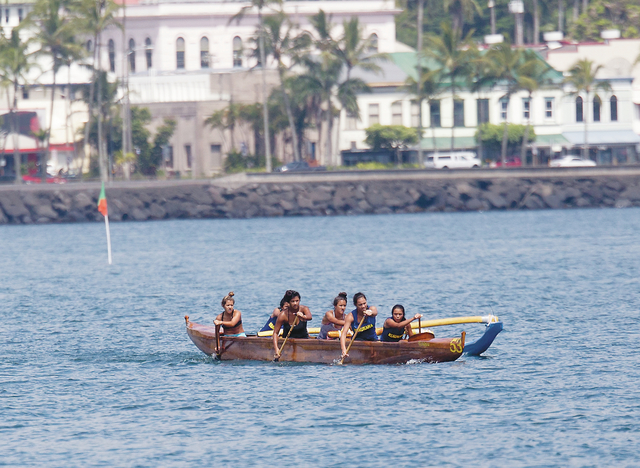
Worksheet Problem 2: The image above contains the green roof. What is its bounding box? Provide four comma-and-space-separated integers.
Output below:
389, 51, 564, 88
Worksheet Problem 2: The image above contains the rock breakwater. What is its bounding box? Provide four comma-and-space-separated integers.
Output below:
1, 173, 640, 225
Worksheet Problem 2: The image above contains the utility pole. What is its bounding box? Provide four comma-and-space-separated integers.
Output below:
488, 0, 496, 35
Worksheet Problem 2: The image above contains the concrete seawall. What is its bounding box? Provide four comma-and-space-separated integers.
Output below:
2, 167, 640, 225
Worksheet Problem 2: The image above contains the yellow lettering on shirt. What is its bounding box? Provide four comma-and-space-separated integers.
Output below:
388, 333, 403, 339
356, 324, 373, 333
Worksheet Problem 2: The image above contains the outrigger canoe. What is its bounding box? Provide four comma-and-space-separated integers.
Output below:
256, 314, 503, 357
185, 316, 466, 365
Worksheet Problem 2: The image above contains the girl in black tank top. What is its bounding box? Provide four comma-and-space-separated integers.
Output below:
272, 290, 313, 360
381, 304, 422, 342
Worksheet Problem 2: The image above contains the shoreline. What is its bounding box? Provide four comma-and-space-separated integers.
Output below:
1, 168, 640, 225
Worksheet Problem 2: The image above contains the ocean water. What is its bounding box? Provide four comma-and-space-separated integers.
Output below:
1, 208, 639, 467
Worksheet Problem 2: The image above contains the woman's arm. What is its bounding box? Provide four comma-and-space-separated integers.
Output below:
272, 312, 287, 357
218, 310, 242, 328
367, 306, 378, 317
404, 314, 423, 336
299, 305, 312, 321
271, 307, 281, 318
340, 314, 354, 357
213, 313, 223, 326
326, 311, 345, 327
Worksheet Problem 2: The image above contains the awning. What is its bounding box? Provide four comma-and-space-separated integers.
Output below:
563, 130, 640, 146
533, 134, 571, 147
418, 136, 477, 150
0, 133, 41, 153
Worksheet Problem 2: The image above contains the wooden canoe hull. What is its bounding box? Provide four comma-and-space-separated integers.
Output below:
185, 318, 465, 365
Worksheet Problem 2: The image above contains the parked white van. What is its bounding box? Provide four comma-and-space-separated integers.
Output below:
425, 152, 481, 169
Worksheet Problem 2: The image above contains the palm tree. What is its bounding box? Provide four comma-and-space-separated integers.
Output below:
332, 16, 384, 165
0, 29, 37, 184
231, 0, 282, 172
204, 103, 243, 155
260, 11, 309, 162
443, 0, 482, 34
425, 22, 478, 154
404, 66, 442, 161
25, 0, 86, 182
484, 40, 539, 164
397, 0, 427, 164
73, 0, 121, 180
563, 58, 611, 160
518, 56, 552, 165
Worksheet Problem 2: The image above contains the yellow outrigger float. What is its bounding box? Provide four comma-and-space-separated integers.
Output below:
255, 315, 502, 357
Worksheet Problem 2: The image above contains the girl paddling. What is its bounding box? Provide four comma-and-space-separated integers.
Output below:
214, 292, 246, 337
381, 305, 422, 342
318, 292, 348, 340
273, 290, 312, 359
340, 292, 378, 359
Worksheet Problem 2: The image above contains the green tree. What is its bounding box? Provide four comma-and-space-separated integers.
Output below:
484, 40, 540, 164
365, 124, 419, 165
0, 29, 37, 184
260, 11, 310, 161
444, 0, 482, 34
72, 0, 121, 179
231, 0, 282, 173
425, 22, 478, 154
25, 0, 86, 182
476, 123, 535, 160
403, 66, 442, 162
563, 58, 611, 159
150, 117, 177, 174
204, 103, 243, 154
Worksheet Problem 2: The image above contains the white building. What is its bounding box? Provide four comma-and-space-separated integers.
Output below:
340, 49, 640, 166
2, 0, 403, 177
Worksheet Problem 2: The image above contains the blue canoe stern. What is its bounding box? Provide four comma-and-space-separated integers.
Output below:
463, 321, 503, 356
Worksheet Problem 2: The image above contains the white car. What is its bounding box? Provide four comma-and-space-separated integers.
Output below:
425, 152, 481, 169
549, 156, 596, 167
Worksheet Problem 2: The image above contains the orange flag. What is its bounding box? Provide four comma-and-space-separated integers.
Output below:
97, 182, 108, 216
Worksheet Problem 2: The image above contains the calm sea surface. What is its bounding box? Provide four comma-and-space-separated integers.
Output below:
1, 208, 639, 467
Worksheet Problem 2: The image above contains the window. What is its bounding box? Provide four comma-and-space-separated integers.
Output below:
346, 112, 358, 130
166, 146, 174, 167
367, 33, 378, 54
5, 8, 8, 23
477, 99, 489, 125
430, 101, 441, 127
391, 101, 402, 125
176, 37, 185, 69
86, 40, 93, 53
18, 8, 22, 22
108, 40, 115, 72
410, 100, 420, 128
145, 37, 152, 70
523, 98, 530, 120
210, 144, 221, 154
576, 96, 583, 122
128, 38, 136, 73
185, 145, 192, 168
210, 144, 221, 167
545, 97, 554, 119
610, 95, 618, 121
593, 96, 601, 122
454, 99, 465, 127
233, 37, 243, 68
22, 86, 28, 100
368, 103, 380, 125
200, 37, 210, 69
499, 98, 508, 121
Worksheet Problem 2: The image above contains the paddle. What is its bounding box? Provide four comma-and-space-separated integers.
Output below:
338, 312, 367, 365
215, 323, 222, 360
274, 315, 298, 362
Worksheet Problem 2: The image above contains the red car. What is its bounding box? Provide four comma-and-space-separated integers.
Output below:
22, 174, 67, 184
493, 157, 522, 168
